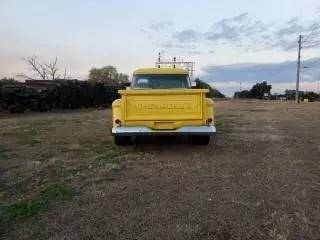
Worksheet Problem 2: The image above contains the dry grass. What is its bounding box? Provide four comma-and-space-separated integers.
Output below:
0, 102, 320, 239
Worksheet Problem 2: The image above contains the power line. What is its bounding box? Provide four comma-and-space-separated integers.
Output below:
302, 23, 320, 41
302, 20, 320, 49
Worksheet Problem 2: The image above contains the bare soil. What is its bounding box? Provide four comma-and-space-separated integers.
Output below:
0, 100, 319, 240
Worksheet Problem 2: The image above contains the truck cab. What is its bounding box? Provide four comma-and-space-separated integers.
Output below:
111, 67, 216, 145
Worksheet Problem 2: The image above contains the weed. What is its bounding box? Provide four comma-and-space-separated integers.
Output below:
18, 138, 42, 146
215, 118, 235, 133
0, 146, 12, 161
13, 180, 29, 195
0, 145, 9, 153
94, 143, 120, 162
38, 152, 55, 161
1, 199, 44, 224
41, 162, 70, 178
40, 184, 76, 201
241, 108, 267, 112
0, 184, 76, 228
215, 119, 228, 132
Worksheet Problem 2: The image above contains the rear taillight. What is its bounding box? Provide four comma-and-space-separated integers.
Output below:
115, 119, 121, 125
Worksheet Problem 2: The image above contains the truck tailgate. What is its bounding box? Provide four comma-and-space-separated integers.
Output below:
119, 89, 208, 122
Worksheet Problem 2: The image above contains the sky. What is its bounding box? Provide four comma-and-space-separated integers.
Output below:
1, 0, 320, 96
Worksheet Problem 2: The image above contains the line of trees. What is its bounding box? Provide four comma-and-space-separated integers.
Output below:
0, 57, 131, 113
234, 81, 272, 99
284, 90, 320, 101
233, 81, 320, 101
0, 78, 126, 113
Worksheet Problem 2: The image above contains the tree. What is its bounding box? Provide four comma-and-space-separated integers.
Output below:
194, 78, 225, 98
88, 65, 129, 85
44, 57, 59, 80
234, 81, 272, 99
117, 73, 129, 84
247, 81, 272, 99
17, 56, 63, 80
89, 66, 117, 85
302, 91, 320, 101
234, 90, 250, 98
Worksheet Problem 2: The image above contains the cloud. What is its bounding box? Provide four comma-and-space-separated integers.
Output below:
232, 12, 248, 22
148, 21, 173, 32
167, 12, 269, 51
158, 42, 198, 50
205, 13, 268, 42
157, 42, 202, 56
204, 13, 320, 51
268, 16, 320, 51
144, 13, 320, 53
172, 29, 199, 42
276, 17, 306, 38
187, 50, 202, 55
200, 57, 320, 96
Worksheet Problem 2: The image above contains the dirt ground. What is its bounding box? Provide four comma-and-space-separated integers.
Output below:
0, 100, 319, 240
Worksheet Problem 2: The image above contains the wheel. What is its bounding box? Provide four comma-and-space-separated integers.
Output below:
192, 136, 210, 145
114, 136, 131, 146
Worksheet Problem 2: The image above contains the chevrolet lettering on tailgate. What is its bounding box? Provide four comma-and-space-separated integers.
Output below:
135, 102, 193, 110
111, 67, 216, 145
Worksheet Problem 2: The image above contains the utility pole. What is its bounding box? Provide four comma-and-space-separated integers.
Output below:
157, 52, 161, 68
295, 35, 302, 103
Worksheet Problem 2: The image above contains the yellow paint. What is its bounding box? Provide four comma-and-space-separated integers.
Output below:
205, 98, 214, 124
133, 67, 188, 75
112, 99, 122, 126
112, 89, 214, 130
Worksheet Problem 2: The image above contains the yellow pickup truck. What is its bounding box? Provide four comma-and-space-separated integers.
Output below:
111, 67, 215, 145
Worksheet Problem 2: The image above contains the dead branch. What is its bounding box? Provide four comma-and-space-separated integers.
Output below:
22, 56, 62, 80
23, 56, 48, 80
44, 57, 60, 80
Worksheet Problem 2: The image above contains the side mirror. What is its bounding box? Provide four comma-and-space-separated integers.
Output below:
191, 82, 197, 88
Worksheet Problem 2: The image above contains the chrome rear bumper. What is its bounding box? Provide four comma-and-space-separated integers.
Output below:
112, 126, 216, 136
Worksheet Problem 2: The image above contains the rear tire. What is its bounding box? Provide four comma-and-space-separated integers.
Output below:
114, 136, 131, 146
193, 136, 210, 145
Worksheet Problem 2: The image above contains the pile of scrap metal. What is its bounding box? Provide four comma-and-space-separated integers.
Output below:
0, 79, 124, 113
